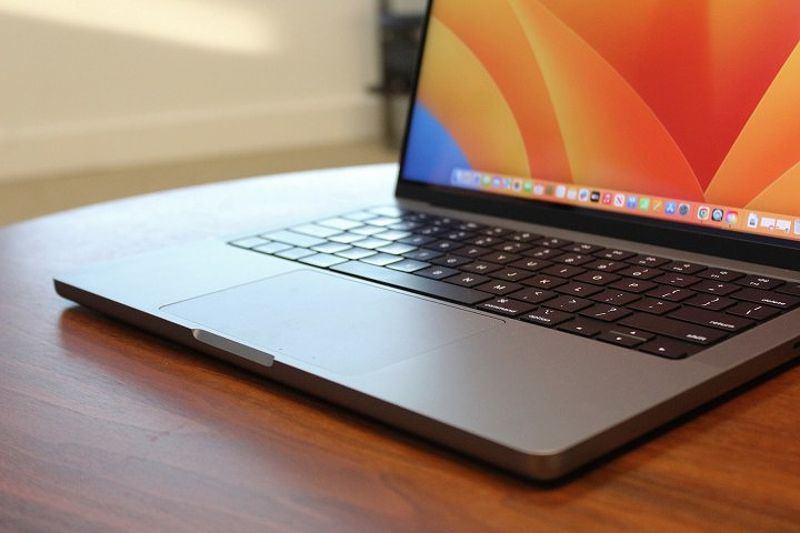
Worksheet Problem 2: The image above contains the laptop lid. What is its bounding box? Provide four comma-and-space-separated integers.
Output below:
396, 0, 800, 270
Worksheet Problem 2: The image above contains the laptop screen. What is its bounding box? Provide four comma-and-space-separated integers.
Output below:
401, 0, 800, 245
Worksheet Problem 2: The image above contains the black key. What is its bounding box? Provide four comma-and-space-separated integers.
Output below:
439, 226, 468, 242
428, 216, 457, 226
610, 278, 658, 293
480, 251, 521, 264
454, 245, 491, 258
490, 268, 535, 283
653, 273, 701, 288
475, 280, 523, 296
428, 240, 461, 252
331, 262, 492, 305
597, 331, 645, 348
398, 235, 435, 246
404, 249, 443, 261
524, 274, 568, 289
520, 308, 573, 327
446, 272, 490, 288
639, 337, 695, 359
646, 286, 696, 302
478, 297, 536, 317
416, 265, 460, 280
462, 261, 503, 274
432, 255, 472, 268
483, 227, 512, 237
627, 254, 670, 267
778, 283, 800, 296
731, 288, 799, 309
574, 271, 621, 286
579, 304, 632, 322
452, 221, 485, 231
617, 266, 662, 280
664, 261, 706, 275
736, 275, 785, 291
557, 318, 604, 337
564, 243, 604, 254
443, 230, 475, 242
620, 313, 728, 345
685, 294, 736, 311
523, 247, 561, 260
509, 258, 552, 272
668, 307, 754, 333
535, 237, 573, 248
612, 328, 655, 342
556, 282, 603, 298
402, 212, 430, 222
591, 290, 641, 306
596, 249, 636, 261
698, 269, 744, 282
553, 253, 594, 266
494, 241, 533, 254
509, 231, 541, 242
692, 280, 740, 296
509, 287, 557, 304
585, 260, 627, 272
469, 235, 502, 247
417, 226, 447, 237
628, 298, 681, 315
726, 302, 781, 321
545, 295, 593, 313
541, 264, 586, 279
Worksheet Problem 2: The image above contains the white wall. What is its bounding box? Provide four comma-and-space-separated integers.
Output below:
0, 0, 390, 181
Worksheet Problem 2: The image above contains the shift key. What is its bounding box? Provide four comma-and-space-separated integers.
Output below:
478, 297, 535, 317
620, 313, 728, 345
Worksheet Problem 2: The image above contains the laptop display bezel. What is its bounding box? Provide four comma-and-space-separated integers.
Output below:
394, 0, 800, 271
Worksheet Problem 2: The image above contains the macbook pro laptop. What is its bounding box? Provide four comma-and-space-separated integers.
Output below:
55, 0, 800, 480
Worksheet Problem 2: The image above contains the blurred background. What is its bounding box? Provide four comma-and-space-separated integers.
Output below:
0, 0, 427, 226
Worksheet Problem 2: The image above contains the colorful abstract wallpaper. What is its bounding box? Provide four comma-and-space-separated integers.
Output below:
402, 0, 800, 217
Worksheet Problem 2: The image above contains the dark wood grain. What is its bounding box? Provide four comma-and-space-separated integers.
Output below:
1, 164, 799, 531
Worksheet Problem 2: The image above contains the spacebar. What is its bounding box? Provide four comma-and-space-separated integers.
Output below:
331, 261, 492, 305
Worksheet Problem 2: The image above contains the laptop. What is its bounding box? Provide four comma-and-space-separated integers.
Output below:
55, 0, 800, 480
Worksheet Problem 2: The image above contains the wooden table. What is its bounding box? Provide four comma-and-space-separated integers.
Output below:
2, 164, 799, 531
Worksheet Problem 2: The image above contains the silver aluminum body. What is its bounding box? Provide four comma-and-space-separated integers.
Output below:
55, 186, 800, 480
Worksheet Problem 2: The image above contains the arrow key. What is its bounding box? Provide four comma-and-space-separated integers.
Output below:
639, 337, 698, 359
557, 318, 604, 338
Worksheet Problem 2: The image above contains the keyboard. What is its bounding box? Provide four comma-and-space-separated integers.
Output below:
229, 207, 800, 360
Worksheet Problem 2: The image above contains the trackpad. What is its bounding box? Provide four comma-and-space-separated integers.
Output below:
163, 270, 503, 375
